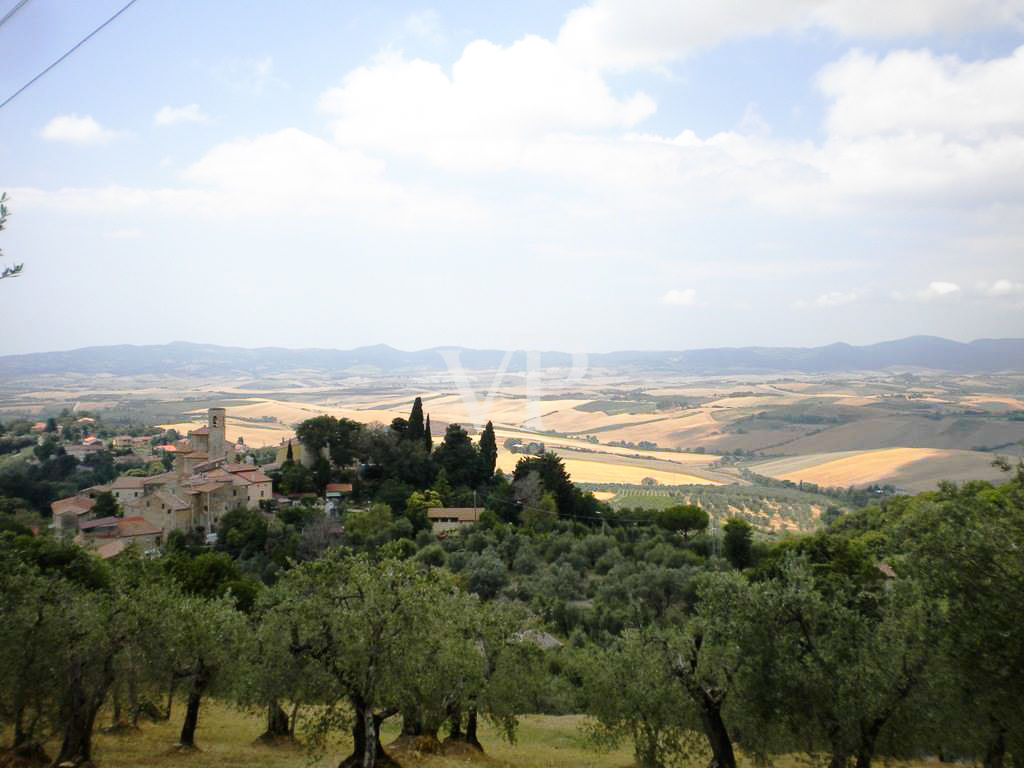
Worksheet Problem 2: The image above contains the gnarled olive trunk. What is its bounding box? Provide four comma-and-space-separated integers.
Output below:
445, 706, 482, 751
464, 709, 482, 751
338, 698, 398, 768
259, 700, 290, 741
698, 691, 736, 768
447, 706, 462, 741
177, 661, 211, 749
54, 686, 101, 767
54, 659, 110, 767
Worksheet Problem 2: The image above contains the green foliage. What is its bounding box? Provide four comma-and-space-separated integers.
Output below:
480, 420, 498, 477
722, 518, 753, 569
656, 504, 709, 539
92, 490, 119, 518
434, 423, 484, 488
407, 396, 425, 444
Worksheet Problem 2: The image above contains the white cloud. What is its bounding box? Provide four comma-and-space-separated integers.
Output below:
319, 41, 655, 170
796, 290, 859, 308
917, 281, 962, 300
660, 288, 697, 306
17, 128, 485, 230
41, 114, 121, 144
556, 0, 1024, 71
154, 104, 210, 126
981, 278, 1024, 296
820, 47, 1024, 140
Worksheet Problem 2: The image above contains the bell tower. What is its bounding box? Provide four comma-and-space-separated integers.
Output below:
208, 408, 226, 461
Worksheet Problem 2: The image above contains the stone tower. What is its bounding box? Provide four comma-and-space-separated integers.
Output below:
208, 407, 226, 461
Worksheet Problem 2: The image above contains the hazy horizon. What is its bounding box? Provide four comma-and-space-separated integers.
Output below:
3, 332, 1024, 362
2, 1, 1023, 355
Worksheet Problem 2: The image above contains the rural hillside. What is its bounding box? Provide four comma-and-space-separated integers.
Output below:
2, 336, 1024, 378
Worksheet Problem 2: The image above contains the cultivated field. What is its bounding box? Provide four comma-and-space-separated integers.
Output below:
750, 448, 1008, 492
3, 366, 1022, 517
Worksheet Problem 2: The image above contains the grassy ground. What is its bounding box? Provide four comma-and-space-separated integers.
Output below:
25, 703, 636, 768
12, 702, 953, 768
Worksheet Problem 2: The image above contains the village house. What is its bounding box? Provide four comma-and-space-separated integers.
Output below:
51, 495, 96, 536
78, 515, 162, 555
427, 507, 483, 535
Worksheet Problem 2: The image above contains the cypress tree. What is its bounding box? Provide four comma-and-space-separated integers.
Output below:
285, 441, 294, 464
424, 415, 433, 452
479, 420, 497, 477
407, 397, 425, 443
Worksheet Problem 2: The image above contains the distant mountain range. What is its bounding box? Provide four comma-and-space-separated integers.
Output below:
0, 337, 1022, 379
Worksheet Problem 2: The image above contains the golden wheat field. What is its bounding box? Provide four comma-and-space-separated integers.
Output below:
752, 448, 945, 487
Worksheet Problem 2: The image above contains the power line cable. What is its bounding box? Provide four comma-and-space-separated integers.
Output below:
0, 0, 32, 30
0, 0, 141, 111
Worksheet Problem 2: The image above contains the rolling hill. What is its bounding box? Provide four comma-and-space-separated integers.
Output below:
1, 336, 1022, 379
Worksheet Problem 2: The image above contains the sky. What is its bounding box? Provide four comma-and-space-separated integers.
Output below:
1, 0, 1023, 355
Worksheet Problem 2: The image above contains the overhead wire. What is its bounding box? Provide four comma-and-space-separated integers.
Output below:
0, 0, 141, 111
0, 0, 32, 30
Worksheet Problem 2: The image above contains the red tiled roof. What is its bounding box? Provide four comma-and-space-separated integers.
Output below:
189, 482, 226, 494
117, 517, 161, 537
95, 539, 128, 559
427, 507, 482, 523
79, 516, 120, 531
190, 427, 209, 435
51, 496, 96, 516
325, 483, 353, 493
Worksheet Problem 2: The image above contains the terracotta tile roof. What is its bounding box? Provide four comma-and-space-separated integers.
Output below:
427, 507, 482, 523
238, 470, 272, 484
111, 475, 147, 489
95, 539, 128, 559
155, 491, 190, 510
117, 517, 162, 538
325, 483, 353, 493
51, 496, 96, 516
190, 427, 210, 435
143, 471, 177, 485
189, 482, 226, 494
79, 516, 120, 531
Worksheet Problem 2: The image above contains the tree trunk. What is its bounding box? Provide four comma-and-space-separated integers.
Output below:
855, 719, 884, 768
259, 700, 291, 741
362, 706, 377, 768
178, 661, 210, 749
698, 693, 736, 768
129, 672, 140, 728
164, 675, 176, 720
54, 663, 105, 768
400, 708, 422, 737
338, 699, 397, 768
178, 689, 202, 749
447, 706, 462, 741
464, 708, 482, 751
289, 702, 300, 738
111, 681, 123, 727
983, 726, 1006, 768
54, 693, 99, 767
